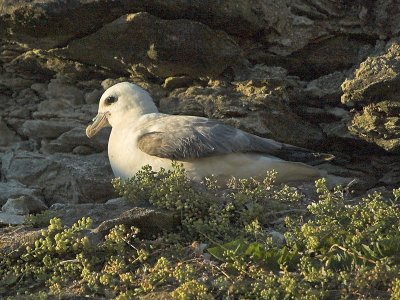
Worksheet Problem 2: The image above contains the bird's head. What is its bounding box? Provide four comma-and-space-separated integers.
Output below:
86, 82, 158, 138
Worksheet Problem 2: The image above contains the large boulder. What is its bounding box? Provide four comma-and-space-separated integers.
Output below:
52, 12, 241, 77
41, 126, 110, 154
2, 195, 47, 215
0, 180, 43, 207
19, 119, 82, 139
349, 101, 400, 153
1, 151, 114, 205
1, 1, 398, 78
0, 118, 20, 148
4, 49, 115, 81
342, 41, 400, 153
341, 42, 400, 106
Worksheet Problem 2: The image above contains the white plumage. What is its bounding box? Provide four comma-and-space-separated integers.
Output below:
86, 82, 330, 182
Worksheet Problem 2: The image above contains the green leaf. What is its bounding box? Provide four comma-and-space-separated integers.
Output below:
278, 246, 289, 265
208, 239, 247, 261
245, 242, 264, 260
361, 244, 377, 259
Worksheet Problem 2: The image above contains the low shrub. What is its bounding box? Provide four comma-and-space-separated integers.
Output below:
1, 164, 399, 299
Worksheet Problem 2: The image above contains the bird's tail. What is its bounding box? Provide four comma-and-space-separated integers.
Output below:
276, 145, 334, 166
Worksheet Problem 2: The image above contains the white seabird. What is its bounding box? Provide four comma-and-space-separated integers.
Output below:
86, 82, 333, 182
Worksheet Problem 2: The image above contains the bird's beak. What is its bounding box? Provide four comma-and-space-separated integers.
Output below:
86, 112, 110, 138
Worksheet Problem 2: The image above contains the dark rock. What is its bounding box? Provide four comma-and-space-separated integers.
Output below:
0, 118, 20, 148
341, 42, 400, 106
72, 145, 95, 155
0, 212, 25, 225
84, 89, 103, 104
44, 78, 85, 105
339, 41, 400, 153
48, 199, 133, 227
1, 151, 114, 205
0, 180, 43, 207
0, 0, 135, 49
163, 76, 194, 91
5, 50, 114, 81
41, 126, 110, 154
48, 200, 177, 238
349, 101, 400, 153
93, 207, 177, 238
305, 72, 347, 104
2, 195, 47, 215
52, 12, 241, 78
0, 0, 271, 49
33, 103, 98, 122
20, 119, 82, 139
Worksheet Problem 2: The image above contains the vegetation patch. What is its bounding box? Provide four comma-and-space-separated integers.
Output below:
1, 163, 399, 299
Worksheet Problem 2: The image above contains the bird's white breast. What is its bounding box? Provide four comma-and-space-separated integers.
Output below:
107, 115, 172, 179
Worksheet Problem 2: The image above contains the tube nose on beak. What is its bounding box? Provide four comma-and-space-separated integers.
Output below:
86, 113, 110, 138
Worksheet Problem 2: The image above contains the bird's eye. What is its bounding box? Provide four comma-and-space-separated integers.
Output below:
104, 95, 118, 105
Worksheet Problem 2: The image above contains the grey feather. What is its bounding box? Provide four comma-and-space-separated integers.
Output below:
137, 115, 333, 164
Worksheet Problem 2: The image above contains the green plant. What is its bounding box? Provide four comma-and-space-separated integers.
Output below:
1, 164, 399, 299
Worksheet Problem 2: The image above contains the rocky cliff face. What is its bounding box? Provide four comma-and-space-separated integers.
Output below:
1, 0, 400, 223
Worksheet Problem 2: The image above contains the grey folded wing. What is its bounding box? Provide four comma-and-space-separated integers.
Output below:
137, 115, 333, 165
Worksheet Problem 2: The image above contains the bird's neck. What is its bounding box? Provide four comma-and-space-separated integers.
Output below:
110, 104, 159, 128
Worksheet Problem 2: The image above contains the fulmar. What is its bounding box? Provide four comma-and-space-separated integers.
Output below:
86, 82, 333, 182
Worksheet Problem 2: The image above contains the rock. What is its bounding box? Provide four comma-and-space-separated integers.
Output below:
13, 88, 40, 105
269, 230, 285, 245
283, 37, 370, 78
85, 89, 103, 104
0, 180, 43, 207
380, 169, 400, 186
41, 126, 110, 154
325, 175, 357, 190
0, 212, 25, 225
48, 201, 177, 238
2, 195, 47, 215
320, 121, 354, 140
8, 107, 31, 119
30, 82, 48, 96
341, 42, 400, 106
53, 12, 241, 77
0, 118, 20, 148
36, 100, 77, 116
305, 72, 347, 104
93, 207, 177, 238
0, 73, 34, 91
20, 119, 82, 139
339, 41, 400, 153
163, 76, 194, 90
101, 78, 129, 90
5, 50, 113, 81
72, 145, 95, 155
349, 101, 400, 153
359, 1, 400, 40
44, 78, 85, 105
373, 157, 400, 187
1, 0, 400, 204
33, 103, 98, 122
1, 151, 114, 205
0, 1, 268, 49
1, 1, 397, 78
0, 0, 132, 49
48, 201, 134, 228
317, 163, 377, 191
105, 197, 129, 205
